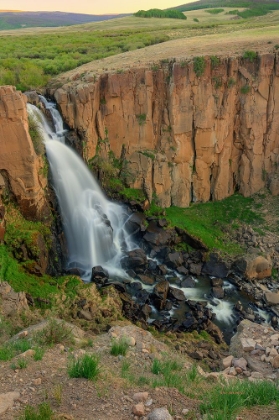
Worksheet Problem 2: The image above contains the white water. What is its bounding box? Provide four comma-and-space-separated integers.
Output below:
28, 101, 135, 281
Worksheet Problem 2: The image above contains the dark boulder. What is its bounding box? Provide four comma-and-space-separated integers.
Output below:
158, 264, 168, 276
121, 248, 147, 269
211, 278, 223, 287
189, 263, 202, 276
175, 227, 208, 251
125, 212, 147, 235
143, 221, 172, 247
165, 252, 184, 269
181, 277, 196, 288
91, 266, 109, 280
137, 274, 155, 285
168, 287, 186, 301
212, 286, 225, 299
152, 280, 169, 310
202, 253, 230, 278
177, 266, 189, 276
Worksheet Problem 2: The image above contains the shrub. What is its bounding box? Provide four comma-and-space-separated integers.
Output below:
110, 337, 129, 356
136, 113, 147, 125
240, 85, 250, 94
228, 77, 236, 88
68, 353, 100, 380
243, 50, 257, 62
193, 56, 206, 77
210, 55, 219, 68
35, 319, 74, 346
206, 9, 224, 15
193, 18, 199, 22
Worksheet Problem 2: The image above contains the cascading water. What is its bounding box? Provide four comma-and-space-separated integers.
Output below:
27, 98, 272, 342
28, 101, 135, 281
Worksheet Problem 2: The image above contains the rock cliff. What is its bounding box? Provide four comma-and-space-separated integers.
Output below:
0, 86, 49, 220
50, 53, 279, 207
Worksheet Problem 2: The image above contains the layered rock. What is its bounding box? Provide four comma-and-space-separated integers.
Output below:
0, 86, 49, 220
50, 53, 279, 207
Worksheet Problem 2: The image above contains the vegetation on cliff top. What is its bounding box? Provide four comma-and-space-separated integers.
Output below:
134, 9, 187, 20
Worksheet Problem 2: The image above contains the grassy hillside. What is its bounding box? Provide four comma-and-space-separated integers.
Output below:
0, 11, 129, 31
0, 3, 278, 91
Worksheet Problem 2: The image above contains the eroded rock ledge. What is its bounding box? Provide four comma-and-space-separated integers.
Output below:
49, 53, 279, 207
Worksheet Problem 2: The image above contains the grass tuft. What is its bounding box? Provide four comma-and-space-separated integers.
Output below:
110, 337, 129, 356
68, 353, 100, 381
19, 402, 53, 420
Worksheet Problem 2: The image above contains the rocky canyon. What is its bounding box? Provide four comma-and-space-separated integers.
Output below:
48, 53, 279, 207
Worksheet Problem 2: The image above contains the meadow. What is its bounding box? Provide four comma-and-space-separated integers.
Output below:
1, 5, 279, 91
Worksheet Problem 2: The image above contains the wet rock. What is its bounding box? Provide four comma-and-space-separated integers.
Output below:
125, 212, 147, 235
264, 291, 279, 305
189, 263, 202, 276
130, 281, 142, 291
158, 264, 168, 275
121, 249, 147, 269
152, 280, 169, 310
212, 286, 224, 299
181, 277, 196, 288
168, 287, 185, 301
211, 278, 223, 287
91, 266, 109, 282
165, 252, 183, 269
143, 221, 172, 247
176, 266, 188, 276
202, 253, 229, 278
137, 274, 155, 285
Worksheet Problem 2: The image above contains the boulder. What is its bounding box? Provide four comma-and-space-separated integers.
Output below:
202, 253, 229, 278
233, 255, 272, 280
264, 292, 279, 306
137, 274, 155, 285
165, 252, 183, 269
212, 286, 224, 299
91, 266, 109, 283
121, 248, 147, 269
152, 280, 169, 310
181, 277, 196, 288
168, 287, 185, 301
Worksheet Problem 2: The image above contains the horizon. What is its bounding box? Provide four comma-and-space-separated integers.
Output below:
1, 1, 193, 15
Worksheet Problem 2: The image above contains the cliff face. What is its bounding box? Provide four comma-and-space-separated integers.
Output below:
51, 53, 279, 207
0, 86, 49, 220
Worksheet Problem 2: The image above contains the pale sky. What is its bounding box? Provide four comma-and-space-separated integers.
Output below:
1, 1, 192, 15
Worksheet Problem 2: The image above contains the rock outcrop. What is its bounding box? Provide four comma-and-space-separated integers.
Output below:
0, 86, 49, 220
49, 53, 279, 207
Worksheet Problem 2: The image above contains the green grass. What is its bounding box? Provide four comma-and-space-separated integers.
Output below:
0, 338, 32, 361
110, 337, 129, 356
162, 194, 264, 254
193, 56, 206, 77
19, 402, 53, 420
33, 346, 45, 361
68, 353, 100, 380
200, 380, 279, 419
206, 9, 225, 14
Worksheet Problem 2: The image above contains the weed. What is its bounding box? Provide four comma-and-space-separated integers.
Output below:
193, 56, 205, 77
137, 376, 150, 386
52, 384, 63, 405
151, 64, 159, 71
210, 56, 219, 68
110, 337, 129, 356
228, 78, 236, 88
136, 113, 147, 126
240, 85, 250, 94
33, 346, 45, 361
213, 76, 222, 89
19, 402, 53, 420
28, 114, 44, 155
68, 353, 100, 380
140, 150, 155, 160
243, 50, 257, 62
17, 358, 28, 369
35, 319, 74, 346
0, 338, 32, 361
121, 359, 131, 378
275, 45, 279, 50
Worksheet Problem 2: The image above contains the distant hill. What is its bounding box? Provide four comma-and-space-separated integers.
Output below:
0, 11, 130, 30
174, 0, 279, 12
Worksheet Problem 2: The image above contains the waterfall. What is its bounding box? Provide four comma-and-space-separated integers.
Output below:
28, 100, 134, 281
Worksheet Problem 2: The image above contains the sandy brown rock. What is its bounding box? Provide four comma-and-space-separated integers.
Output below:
0, 86, 49, 220
51, 53, 279, 207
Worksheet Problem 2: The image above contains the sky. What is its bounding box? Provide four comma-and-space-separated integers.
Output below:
1, 1, 192, 15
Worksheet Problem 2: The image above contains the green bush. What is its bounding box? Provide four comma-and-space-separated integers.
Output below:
206, 9, 224, 15
243, 50, 257, 62
110, 337, 129, 356
35, 319, 74, 346
240, 85, 250, 94
134, 9, 186, 20
193, 56, 206, 77
68, 353, 100, 380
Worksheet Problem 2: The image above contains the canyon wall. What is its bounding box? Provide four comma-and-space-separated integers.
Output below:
51, 53, 279, 207
0, 86, 49, 220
